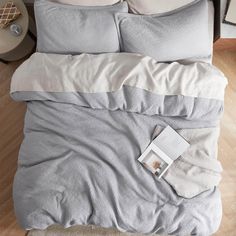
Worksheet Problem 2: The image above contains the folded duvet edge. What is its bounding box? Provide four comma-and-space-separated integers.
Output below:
10, 52, 228, 101
153, 126, 222, 199
11, 52, 225, 235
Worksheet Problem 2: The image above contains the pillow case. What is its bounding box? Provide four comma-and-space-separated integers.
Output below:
51, 0, 122, 6
115, 0, 211, 62
126, 0, 196, 15
35, 0, 128, 54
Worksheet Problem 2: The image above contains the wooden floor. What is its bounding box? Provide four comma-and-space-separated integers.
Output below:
212, 50, 236, 236
0, 60, 26, 236
0, 49, 236, 236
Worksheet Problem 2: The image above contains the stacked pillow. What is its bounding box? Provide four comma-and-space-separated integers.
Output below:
35, 0, 211, 62
51, 0, 122, 6
35, 0, 128, 54
116, 0, 211, 62
126, 0, 196, 15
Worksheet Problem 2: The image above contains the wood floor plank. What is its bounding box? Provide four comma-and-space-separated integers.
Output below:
0, 60, 26, 236
214, 39, 236, 51
213, 50, 236, 236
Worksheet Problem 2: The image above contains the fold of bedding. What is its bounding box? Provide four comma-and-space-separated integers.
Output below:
11, 53, 227, 236
11, 53, 226, 99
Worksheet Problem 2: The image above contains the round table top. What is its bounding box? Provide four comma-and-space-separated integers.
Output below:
0, 0, 29, 55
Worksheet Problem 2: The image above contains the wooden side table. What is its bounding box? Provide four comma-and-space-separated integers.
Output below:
0, 0, 35, 62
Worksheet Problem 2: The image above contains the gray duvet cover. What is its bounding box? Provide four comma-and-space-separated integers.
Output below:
10, 53, 227, 236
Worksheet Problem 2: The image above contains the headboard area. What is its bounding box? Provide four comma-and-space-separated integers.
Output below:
23, 0, 221, 42
212, 0, 221, 41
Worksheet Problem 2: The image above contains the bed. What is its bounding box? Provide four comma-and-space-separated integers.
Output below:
10, 1, 227, 235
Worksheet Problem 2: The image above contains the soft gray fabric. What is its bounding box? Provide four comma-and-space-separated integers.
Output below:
52, 0, 122, 6
10, 53, 226, 235
12, 95, 223, 235
35, 0, 128, 54
178, 0, 214, 64
12, 90, 223, 200
13, 100, 222, 235
11, 89, 223, 201
11, 89, 224, 123
116, 0, 211, 62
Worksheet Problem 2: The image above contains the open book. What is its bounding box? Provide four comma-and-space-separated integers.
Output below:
138, 126, 190, 178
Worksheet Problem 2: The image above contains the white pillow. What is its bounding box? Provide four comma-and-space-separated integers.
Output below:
126, 0, 197, 15
52, 0, 121, 6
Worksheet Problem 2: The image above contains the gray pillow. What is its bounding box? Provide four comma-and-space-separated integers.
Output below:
115, 0, 211, 62
35, 0, 128, 54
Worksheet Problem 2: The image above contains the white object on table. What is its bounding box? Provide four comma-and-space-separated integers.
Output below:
0, 0, 35, 61
221, 0, 236, 38
225, 0, 236, 24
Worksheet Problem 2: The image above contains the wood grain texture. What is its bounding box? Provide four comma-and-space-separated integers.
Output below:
0, 61, 26, 236
0, 49, 235, 236
212, 50, 236, 236
214, 39, 236, 51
